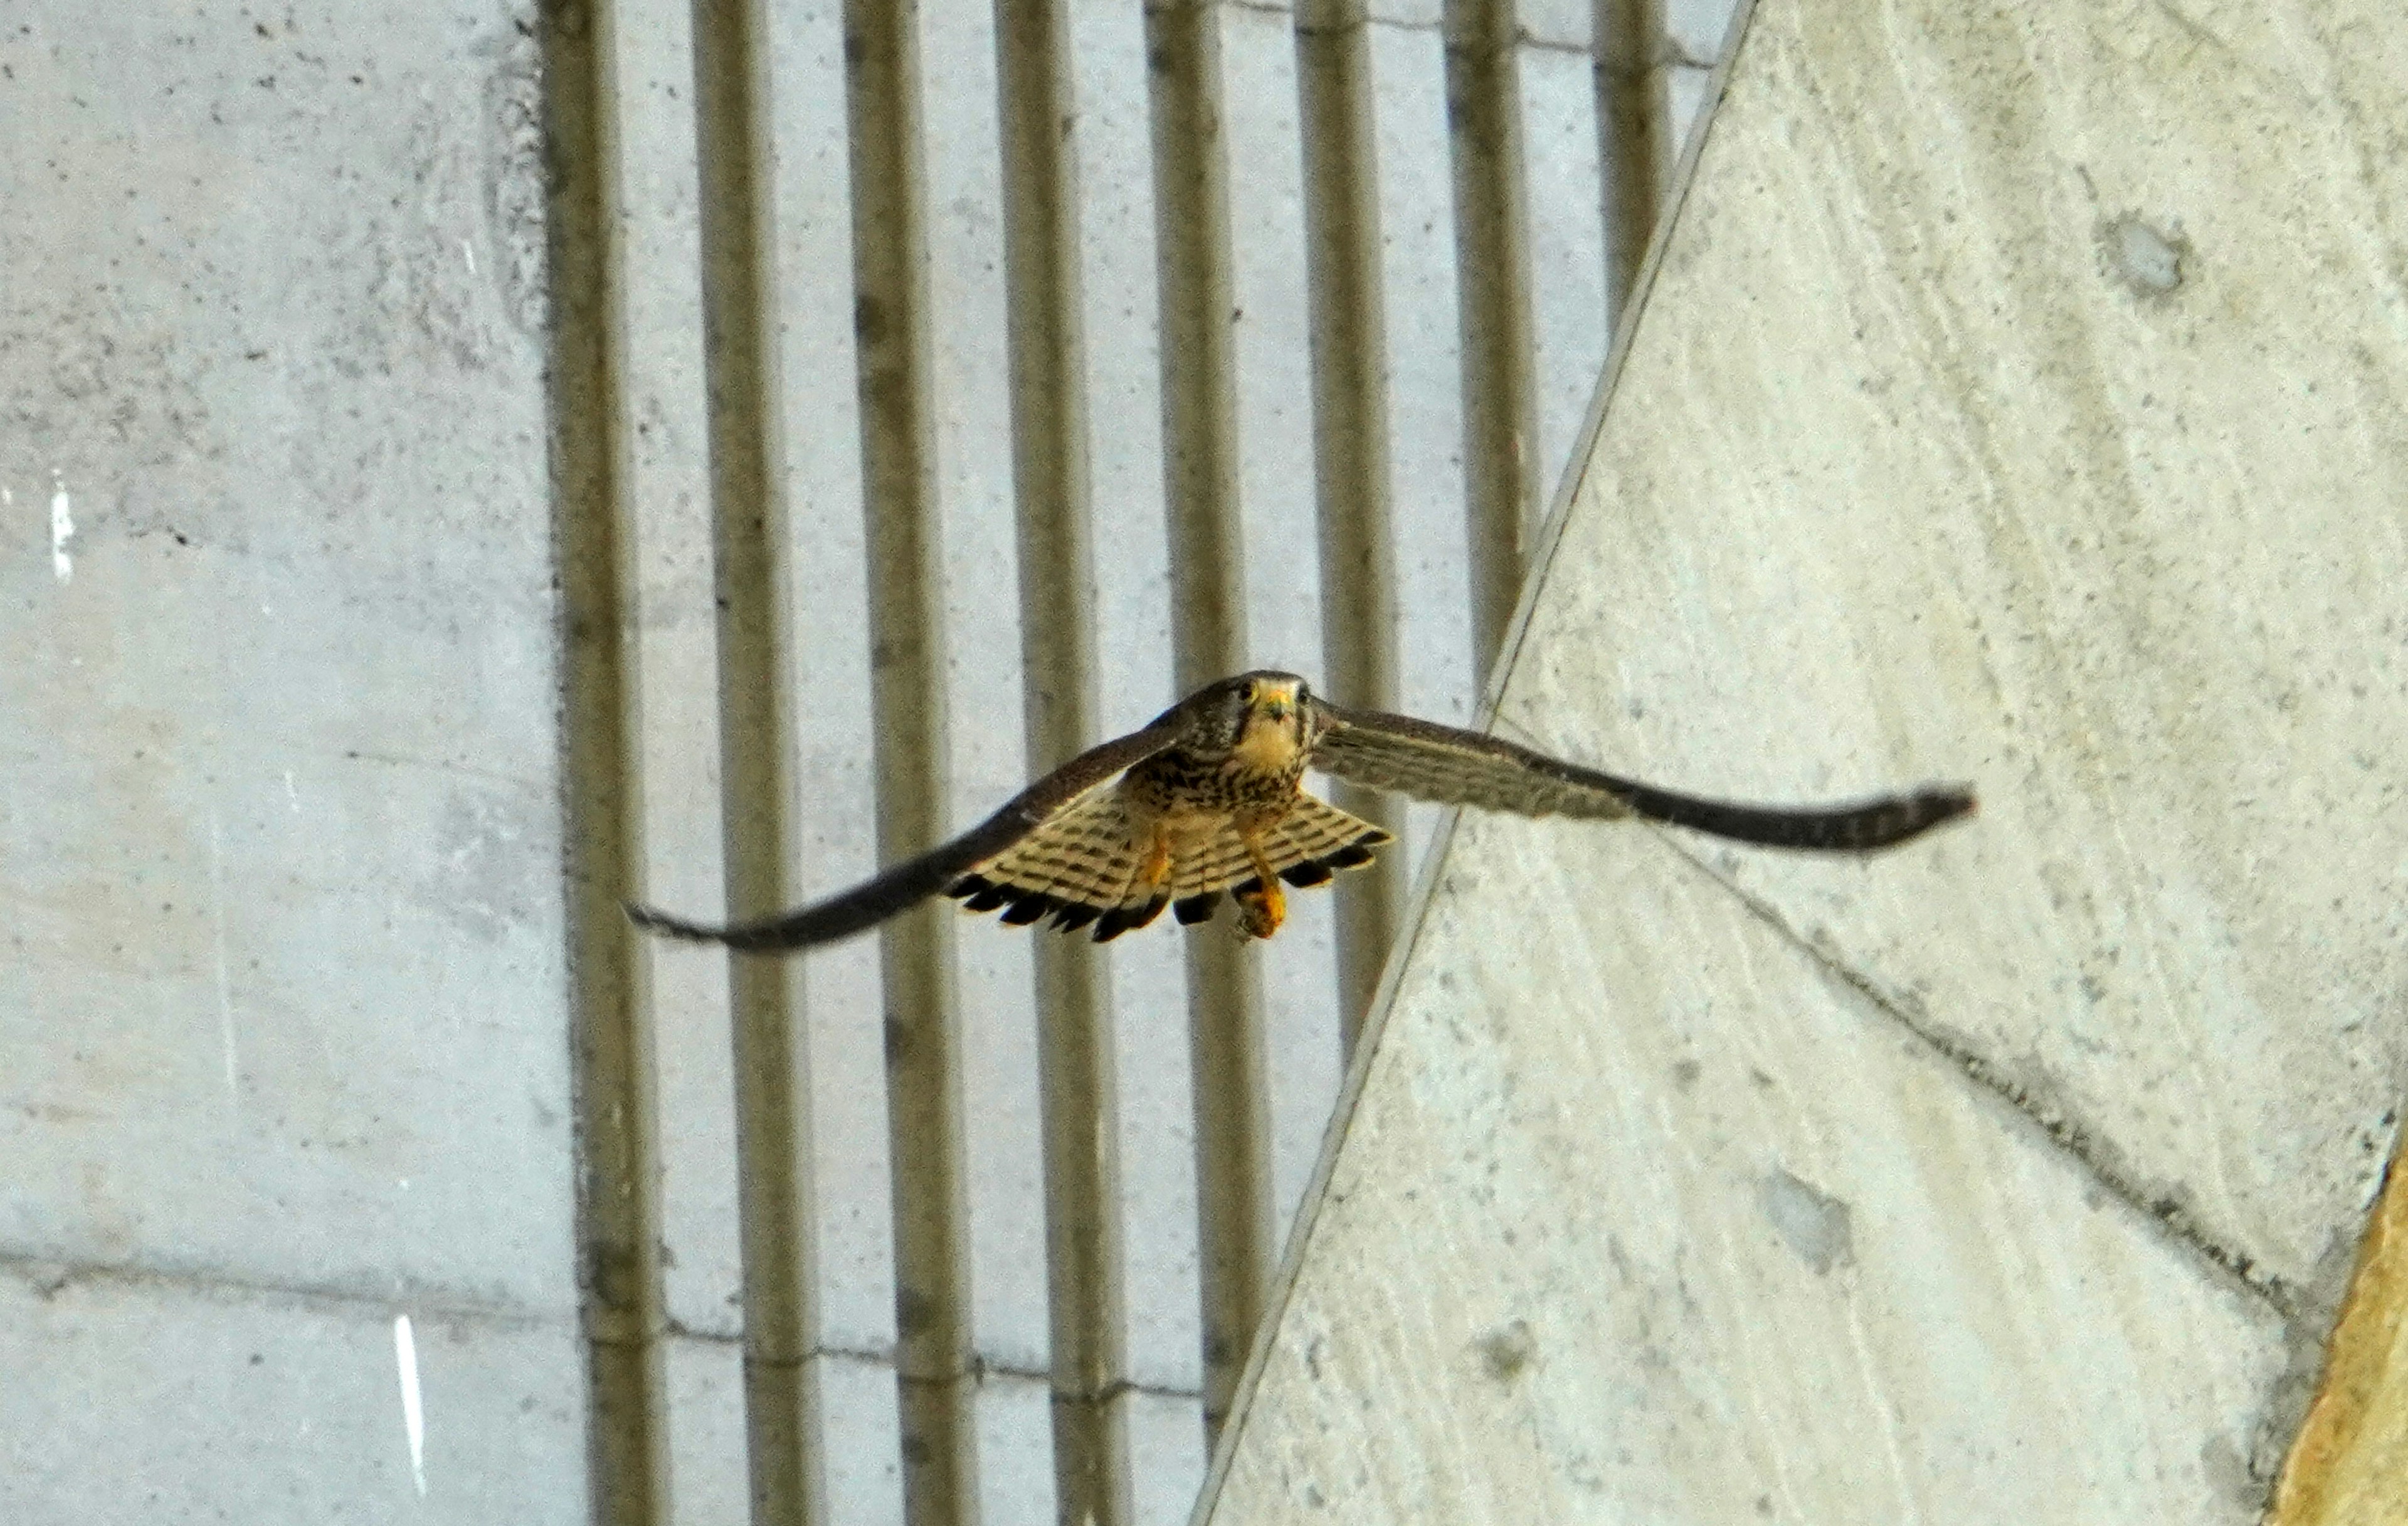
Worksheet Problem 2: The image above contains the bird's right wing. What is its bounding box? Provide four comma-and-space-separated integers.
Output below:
625, 721, 1186, 953
1309, 702, 1973, 852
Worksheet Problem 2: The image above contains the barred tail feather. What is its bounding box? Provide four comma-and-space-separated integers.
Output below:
1169, 795, 1392, 929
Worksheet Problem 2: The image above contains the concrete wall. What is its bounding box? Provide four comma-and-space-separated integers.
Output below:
3, 1, 1728, 1522
1203, 0, 2408, 1518
609, 2, 1729, 1521
0, 3, 583, 1522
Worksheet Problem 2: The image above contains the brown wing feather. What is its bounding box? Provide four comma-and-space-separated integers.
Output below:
625, 720, 1186, 952
1308, 701, 1974, 852
943, 790, 1165, 938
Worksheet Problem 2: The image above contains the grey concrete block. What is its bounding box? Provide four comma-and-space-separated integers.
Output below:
1212, 817, 2288, 1520
1662, 0, 1741, 63
1, 4, 581, 1518
0, 3, 571, 1312
1521, 43, 1611, 509
662, 1337, 751, 1526
1509, 0, 2408, 1305
1202, 0, 2405, 1515
0, 1264, 583, 1525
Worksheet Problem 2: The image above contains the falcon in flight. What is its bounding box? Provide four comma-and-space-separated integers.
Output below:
627, 670, 1973, 951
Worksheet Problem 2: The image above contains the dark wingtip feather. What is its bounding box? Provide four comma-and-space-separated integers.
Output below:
1627, 779, 1980, 852
962, 882, 1015, 913
1889, 784, 1979, 842
1278, 861, 1334, 888
1324, 842, 1378, 870
945, 874, 991, 901
1824, 784, 1978, 849
1173, 892, 1221, 925
1050, 903, 1101, 934
625, 901, 727, 944
999, 893, 1056, 926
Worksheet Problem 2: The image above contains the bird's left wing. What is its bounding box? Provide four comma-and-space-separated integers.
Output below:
626, 721, 1186, 952
1307, 701, 1973, 852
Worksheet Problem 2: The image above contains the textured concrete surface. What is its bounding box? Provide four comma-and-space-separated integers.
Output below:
0, 1269, 583, 1523
1211, 827, 2283, 1518
1, 2, 582, 1518
1, 0, 1738, 1520
1205, 0, 2408, 1518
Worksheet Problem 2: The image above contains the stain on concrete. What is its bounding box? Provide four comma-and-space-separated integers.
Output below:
430, 788, 540, 941
1760, 1168, 1856, 1276
1474, 1317, 1536, 1382
480, 13, 546, 337
2099, 212, 2189, 299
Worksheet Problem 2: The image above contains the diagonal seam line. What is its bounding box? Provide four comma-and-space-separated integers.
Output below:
1652, 829, 2304, 1324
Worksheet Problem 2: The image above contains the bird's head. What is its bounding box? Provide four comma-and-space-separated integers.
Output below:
1184, 670, 1315, 763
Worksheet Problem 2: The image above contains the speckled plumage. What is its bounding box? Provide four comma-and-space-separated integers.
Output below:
626, 670, 1975, 953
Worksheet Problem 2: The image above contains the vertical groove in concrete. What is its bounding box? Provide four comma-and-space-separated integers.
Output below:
687, 1, 828, 1523
842, 3, 981, 1523
1143, 0, 1279, 1456
991, 1, 1136, 1522
1442, 0, 1538, 675
1294, 0, 1403, 1057
537, 1, 669, 1521
1592, 0, 1666, 332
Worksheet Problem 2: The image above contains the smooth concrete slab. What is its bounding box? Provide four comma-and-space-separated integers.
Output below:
1, 2, 580, 1517
1, 5, 568, 1310
1500, 0, 2408, 1304
0, 1262, 583, 1525
1212, 816, 2284, 1520
1205, 0, 2407, 1517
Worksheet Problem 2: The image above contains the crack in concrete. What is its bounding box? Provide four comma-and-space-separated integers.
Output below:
1663, 835, 2308, 1325
0, 1246, 566, 1330
0, 1252, 1210, 1404
1232, 0, 1631, 62
664, 1318, 1204, 1402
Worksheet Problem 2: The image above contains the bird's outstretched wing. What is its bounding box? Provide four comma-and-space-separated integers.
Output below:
626, 721, 1185, 952
1307, 702, 1973, 851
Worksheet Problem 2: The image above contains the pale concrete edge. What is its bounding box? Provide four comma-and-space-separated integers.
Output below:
1186, 3, 1766, 1517
1472, 0, 1763, 733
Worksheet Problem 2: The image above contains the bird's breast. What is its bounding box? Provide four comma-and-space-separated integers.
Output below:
1228, 720, 1306, 777
1123, 744, 1305, 830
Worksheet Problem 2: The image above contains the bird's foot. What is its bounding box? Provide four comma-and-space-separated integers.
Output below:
1139, 823, 1173, 892
1233, 879, 1285, 939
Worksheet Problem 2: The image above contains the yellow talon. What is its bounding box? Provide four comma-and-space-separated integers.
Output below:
1234, 829, 1286, 939
1235, 883, 1284, 938
1139, 822, 1173, 892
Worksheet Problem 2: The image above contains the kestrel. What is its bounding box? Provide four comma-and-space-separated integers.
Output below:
626, 670, 1974, 951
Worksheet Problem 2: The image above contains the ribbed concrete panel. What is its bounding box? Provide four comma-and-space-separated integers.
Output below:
1204, 0, 2407, 1518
